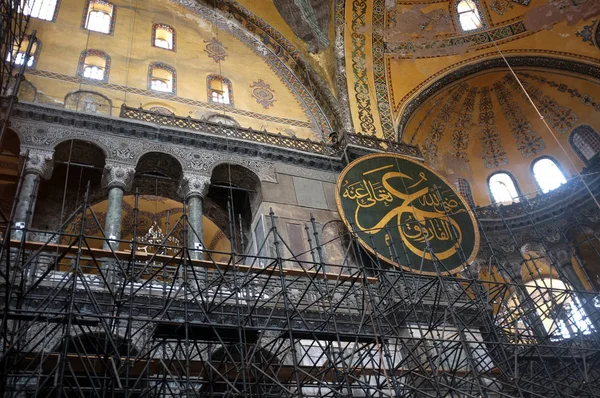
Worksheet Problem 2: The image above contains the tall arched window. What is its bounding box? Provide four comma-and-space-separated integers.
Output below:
454, 178, 475, 208
207, 75, 233, 106
22, 0, 58, 21
488, 172, 520, 204
77, 50, 110, 83
532, 157, 567, 194
456, 0, 482, 31
148, 62, 176, 94
83, 0, 115, 34
569, 125, 600, 164
525, 277, 593, 339
152, 24, 175, 51
6, 35, 40, 68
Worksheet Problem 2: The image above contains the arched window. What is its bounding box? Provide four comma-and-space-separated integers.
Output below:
152, 24, 175, 51
525, 277, 593, 339
148, 62, 176, 94
532, 157, 567, 194
488, 172, 520, 205
77, 50, 110, 82
454, 178, 475, 207
83, 0, 115, 34
21, 0, 58, 21
6, 35, 40, 68
570, 125, 600, 164
456, 0, 482, 31
207, 74, 233, 106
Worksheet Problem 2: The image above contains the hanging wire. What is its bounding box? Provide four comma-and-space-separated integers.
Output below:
462, 2, 600, 210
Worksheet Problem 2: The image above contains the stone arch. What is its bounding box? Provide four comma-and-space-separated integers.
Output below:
51, 135, 110, 160
133, 152, 184, 201
397, 55, 600, 138
64, 90, 113, 116
34, 139, 108, 232
204, 112, 240, 127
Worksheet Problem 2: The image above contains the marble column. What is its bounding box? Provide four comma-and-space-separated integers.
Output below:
178, 173, 210, 260
12, 149, 54, 240
101, 162, 135, 250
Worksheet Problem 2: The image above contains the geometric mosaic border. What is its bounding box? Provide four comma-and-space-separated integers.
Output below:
25, 68, 314, 130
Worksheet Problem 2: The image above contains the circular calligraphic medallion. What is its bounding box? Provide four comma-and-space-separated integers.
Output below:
336, 153, 479, 275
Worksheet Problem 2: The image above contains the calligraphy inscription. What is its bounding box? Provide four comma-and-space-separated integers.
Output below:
336, 154, 479, 275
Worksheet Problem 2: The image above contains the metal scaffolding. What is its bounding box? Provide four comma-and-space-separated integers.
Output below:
0, 159, 599, 398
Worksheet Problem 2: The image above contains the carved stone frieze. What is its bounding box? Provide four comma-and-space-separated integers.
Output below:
102, 162, 136, 191
178, 173, 211, 200
20, 147, 54, 179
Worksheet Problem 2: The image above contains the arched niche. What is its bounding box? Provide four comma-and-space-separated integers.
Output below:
207, 163, 262, 252
4, 77, 37, 102
61, 195, 231, 263
132, 152, 183, 202
34, 140, 106, 233
64, 90, 112, 116
204, 113, 240, 127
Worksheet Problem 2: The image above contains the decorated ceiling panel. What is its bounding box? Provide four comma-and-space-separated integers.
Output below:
344, 0, 600, 141
404, 69, 600, 205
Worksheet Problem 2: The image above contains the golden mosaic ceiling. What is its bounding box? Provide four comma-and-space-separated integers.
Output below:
405, 69, 597, 205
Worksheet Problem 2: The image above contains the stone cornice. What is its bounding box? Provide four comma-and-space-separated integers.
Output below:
8, 101, 344, 174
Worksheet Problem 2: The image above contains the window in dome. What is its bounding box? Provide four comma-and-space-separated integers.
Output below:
488, 172, 520, 205
207, 74, 233, 106
525, 277, 593, 339
152, 24, 175, 51
454, 178, 474, 207
77, 50, 110, 82
148, 63, 176, 94
6, 36, 39, 68
21, 0, 58, 21
570, 125, 600, 164
532, 157, 567, 194
83, 0, 115, 34
456, 0, 482, 32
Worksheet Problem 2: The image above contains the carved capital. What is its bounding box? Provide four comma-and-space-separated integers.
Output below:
21, 148, 54, 179
178, 173, 211, 199
102, 162, 136, 191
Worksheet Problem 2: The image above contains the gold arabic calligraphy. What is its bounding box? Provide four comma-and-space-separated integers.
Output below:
342, 165, 465, 261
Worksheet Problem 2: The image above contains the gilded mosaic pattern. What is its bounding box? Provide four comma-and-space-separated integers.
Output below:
334, 0, 354, 133
422, 83, 468, 162
576, 20, 597, 47
204, 38, 227, 63
351, 0, 376, 135
372, 0, 394, 139
385, 20, 528, 58
478, 87, 508, 169
250, 80, 276, 109
209, 0, 338, 134
519, 72, 600, 112
450, 87, 478, 169
505, 75, 579, 135
493, 79, 545, 157
169, 0, 331, 136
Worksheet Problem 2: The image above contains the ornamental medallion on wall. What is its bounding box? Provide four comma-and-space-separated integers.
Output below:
250, 80, 276, 109
336, 153, 479, 275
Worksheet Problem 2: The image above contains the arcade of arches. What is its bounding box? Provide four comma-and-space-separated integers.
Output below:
2, 0, 600, 395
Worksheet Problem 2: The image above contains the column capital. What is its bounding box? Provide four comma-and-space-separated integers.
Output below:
20, 148, 54, 179
102, 162, 136, 191
178, 173, 210, 200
